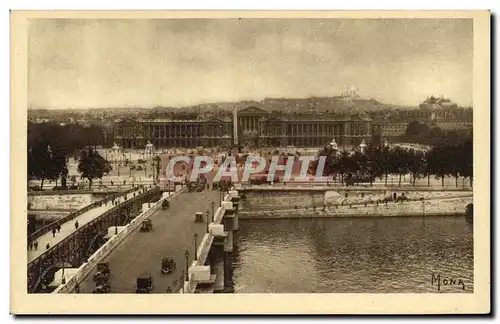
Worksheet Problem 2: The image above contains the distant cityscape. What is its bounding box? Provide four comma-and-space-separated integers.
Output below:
28, 92, 473, 150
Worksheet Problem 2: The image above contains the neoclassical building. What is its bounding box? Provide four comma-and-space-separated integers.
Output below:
113, 107, 379, 149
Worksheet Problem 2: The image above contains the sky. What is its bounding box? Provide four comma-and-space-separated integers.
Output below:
28, 18, 473, 110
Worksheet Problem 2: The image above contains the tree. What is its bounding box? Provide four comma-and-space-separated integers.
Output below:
28, 141, 68, 189
381, 145, 393, 186
78, 147, 112, 189
405, 121, 431, 138
458, 138, 473, 187
408, 150, 426, 186
334, 151, 352, 185
388, 147, 411, 187
366, 146, 385, 186
426, 146, 451, 187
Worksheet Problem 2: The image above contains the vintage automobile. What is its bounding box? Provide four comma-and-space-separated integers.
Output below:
97, 262, 110, 275
136, 273, 153, 293
194, 212, 204, 223
197, 177, 207, 192
92, 263, 110, 281
161, 257, 176, 274
92, 276, 111, 293
140, 219, 153, 232
92, 283, 111, 294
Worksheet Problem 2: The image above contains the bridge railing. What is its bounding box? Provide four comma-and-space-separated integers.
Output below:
28, 186, 159, 292
27, 188, 120, 196
184, 193, 231, 293
53, 185, 187, 294
28, 186, 141, 243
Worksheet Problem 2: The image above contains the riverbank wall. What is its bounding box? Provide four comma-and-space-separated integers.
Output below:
238, 196, 473, 219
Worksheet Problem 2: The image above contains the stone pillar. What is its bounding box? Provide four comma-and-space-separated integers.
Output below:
233, 108, 238, 145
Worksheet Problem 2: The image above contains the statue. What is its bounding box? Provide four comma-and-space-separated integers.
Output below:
359, 139, 367, 154
329, 138, 338, 151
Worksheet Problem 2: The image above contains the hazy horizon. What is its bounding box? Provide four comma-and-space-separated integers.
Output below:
28, 18, 473, 110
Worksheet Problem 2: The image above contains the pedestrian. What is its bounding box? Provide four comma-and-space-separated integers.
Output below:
166, 286, 172, 293
75, 220, 79, 229
57, 224, 61, 233
52, 228, 56, 237
28, 240, 33, 250
34, 240, 38, 250
46, 243, 50, 250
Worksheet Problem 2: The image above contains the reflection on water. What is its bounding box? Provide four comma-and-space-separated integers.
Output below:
233, 216, 473, 293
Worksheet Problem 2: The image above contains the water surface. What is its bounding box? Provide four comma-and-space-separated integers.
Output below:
232, 216, 473, 293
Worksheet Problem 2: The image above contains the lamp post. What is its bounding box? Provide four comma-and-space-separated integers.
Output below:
422, 199, 425, 217
193, 233, 198, 260
184, 250, 189, 281
211, 201, 215, 222
145, 141, 154, 181
61, 262, 66, 284
206, 210, 210, 233
114, 216, 118, 235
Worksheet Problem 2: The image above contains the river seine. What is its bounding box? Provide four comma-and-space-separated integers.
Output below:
232, 216, 473, 293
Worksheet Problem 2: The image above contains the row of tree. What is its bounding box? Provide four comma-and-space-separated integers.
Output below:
29, 143, 112, 189
315, 138, 473, 187
399, 121, 472, 147
28, 122, 106, 156
28, 123, 112, 188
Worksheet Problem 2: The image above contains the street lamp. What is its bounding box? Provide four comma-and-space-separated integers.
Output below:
184, 250, 189, 281
211, 201, 215, 222
205, 211, 210, 233
61, 262, 66, 284
145, 141, 154, 180
114, 216, 118, 235
193, 233, 198, 260
180, 272, 185, 292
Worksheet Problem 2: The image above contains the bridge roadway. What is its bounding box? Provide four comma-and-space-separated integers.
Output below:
28, 187, 141, 263
79, 189, 222, 293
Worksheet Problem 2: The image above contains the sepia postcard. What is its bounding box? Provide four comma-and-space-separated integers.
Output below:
11, 10, 490, 315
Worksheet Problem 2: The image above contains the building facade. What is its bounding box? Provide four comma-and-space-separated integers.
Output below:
378, 97, 473, 138
113, 106, 379, 149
